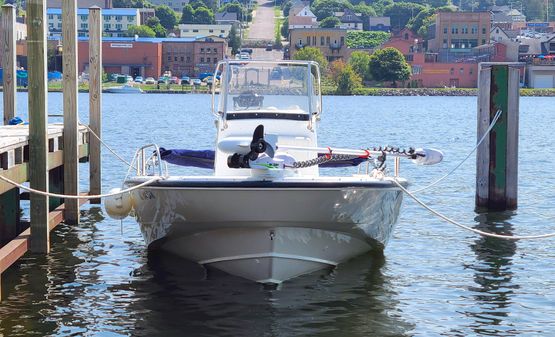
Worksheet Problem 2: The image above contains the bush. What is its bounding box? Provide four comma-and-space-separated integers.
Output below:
346, 31, 390, 49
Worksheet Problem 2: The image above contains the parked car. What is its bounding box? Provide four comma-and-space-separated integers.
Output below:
126, 75, 133, 83
192, 78, 202, 86
144, 77, 156, 84
134, 76, 144, 83
265, 43, 273, 51
108, 73, 120, 82
170, 76, 181, 84
157, 76, 168, 84
239, 53, 250, 60
180, 76, 191, 85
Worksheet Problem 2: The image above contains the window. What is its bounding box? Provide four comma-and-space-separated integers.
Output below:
471, 25, 477, 34
462, 26, 468, 34
104, 15, 111, 21
201, 57, 204, 62
306, 36, 310, 45
326, 36, 330, 45
220, 30, 225, 33
207, 57, 211, 62
81, 23, 88, 29
412, 65, 422, 75
127, 16, 134, 21
469, 67, 473, 75
443, 27, 447, 34
321, 36, 324, 46
213, 58, 218, 63
496, 28, 499, 34
181, 56, 184, 61
174, 56, 177, 61
442, 39, 447, 48
405, 54, 413, 62
167, 56, 171, 61
312, 36, 316, 45
187, 56, 191, 62
201, 48, 205, 53
482, 27, 486, 34
209, 29, 214, 33
450, 68, 454, 75
193, 29, 199, 32
81, 15, 88, 21
459, 67, 464, 74
58, 15, 62, 20
58, 23, 62, 28
115, 16, 122, 21
482, 39, 485, 45
116, 24, 122, 30
213, 48, 217, 53
451, 26, 458, 34
183, 29, 189, 32
49, 14, 53, 20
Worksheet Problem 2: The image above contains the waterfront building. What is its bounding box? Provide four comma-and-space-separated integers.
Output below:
427, 11, 491, 60
368, 17, 391, 32
334, 9, 363, 31
490, 25, 519, 61
289, 28, 349, 62
162, 38, 226, 77
148, 0, 188, 14
178, 24, 232, 39
47, 8, 140, 38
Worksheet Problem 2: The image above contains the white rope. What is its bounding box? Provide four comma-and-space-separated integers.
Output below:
409, 109, 503, 194
0, 173, 162, 199
394, 179, 555, 240
79, 122, 136, 169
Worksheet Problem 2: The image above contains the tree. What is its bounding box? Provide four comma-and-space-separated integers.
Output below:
383, 2, 426, 30
369, 47, 411, 87
126, 25, 156, 37
146, 17, 167, 37
180, 4, 195, 24
194, 7, 215, 23
319, 16, 340, 28
369, 0, 393, 16
156, 5, 178, 30
336, 64, 362, 95
229, 25, 241, 55
281, 18, 289, 38
293, 47, 328, 72
354, 3, 376, 17
311, 0, 353, 21
113, 0, 151, 7
349, 50, 371, 81
282, 0, 292, 17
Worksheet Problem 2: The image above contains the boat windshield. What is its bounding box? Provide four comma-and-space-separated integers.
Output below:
213, 61, 321, 119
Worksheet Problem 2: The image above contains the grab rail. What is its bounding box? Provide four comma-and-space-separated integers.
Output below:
129, 144, 168, 177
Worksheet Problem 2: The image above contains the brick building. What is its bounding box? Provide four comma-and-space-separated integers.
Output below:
162, 38, 227, 77
289, 28, 349, 62
428, 11, 491, 55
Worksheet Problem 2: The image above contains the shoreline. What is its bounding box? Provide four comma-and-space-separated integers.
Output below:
3, 87, 555, 96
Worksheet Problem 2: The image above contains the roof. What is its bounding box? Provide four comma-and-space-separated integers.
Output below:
47, 8, 138, 15
72, 36, 205, 43
215, 12, 238, 21
288, 15, 316, 26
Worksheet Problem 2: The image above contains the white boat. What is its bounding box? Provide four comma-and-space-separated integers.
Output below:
112, 60, 443, 284
104, 83, 143, 94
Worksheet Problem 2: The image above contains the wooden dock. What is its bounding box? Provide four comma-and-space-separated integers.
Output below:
0, 3, 103, 301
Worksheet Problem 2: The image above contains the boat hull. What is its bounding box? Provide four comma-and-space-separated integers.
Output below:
129, 178, 404, 283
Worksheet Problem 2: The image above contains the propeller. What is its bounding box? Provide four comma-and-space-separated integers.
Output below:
248, 125, 274, 159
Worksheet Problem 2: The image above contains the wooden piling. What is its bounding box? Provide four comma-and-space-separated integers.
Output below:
1, 4, 17, 125
62, 0, 80, 223
89, 7, 102, 204
476, 63, 520, 211
27, 0, 50, 253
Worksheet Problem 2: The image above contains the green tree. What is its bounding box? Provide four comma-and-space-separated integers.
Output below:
311, 0, 353, 21
293, 47, 328, 72
369, 47, 411, 87
426, 0, 451, 6
282, 0, 292, 17
180, 4, 195, 24
319, 16, 340, 28
281, 18, 289, 38
229, 24, 241, 55
156, 5, 178, 30
275, 23, 283, 49
336, 64, 362, 95
194, 7, 215, 23
126, 25, 156, 37
354, 3, 376, 17
348, 50, 371, 81
369, 0, 393, 16
146, 17, 167, 37
383, 2, 426, 30
113, 0, 151, 7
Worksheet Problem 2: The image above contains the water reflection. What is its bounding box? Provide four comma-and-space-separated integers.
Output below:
120, 251, 413, 337
464, 211, 519, 336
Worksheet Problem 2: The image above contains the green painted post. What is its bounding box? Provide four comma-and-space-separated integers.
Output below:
476, 64, 519, 211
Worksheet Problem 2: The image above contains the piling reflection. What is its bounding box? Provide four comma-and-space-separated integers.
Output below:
464, 211, 519, 336
121, 251, 413, 337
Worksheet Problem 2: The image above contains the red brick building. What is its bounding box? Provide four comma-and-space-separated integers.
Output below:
162, 38, 227, 77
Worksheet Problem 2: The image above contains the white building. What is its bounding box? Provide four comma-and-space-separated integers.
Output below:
47, 8, 140, 38
288, 5, 317, 30
178, 24, 232, 38
490, 25, 519, 61
148, 0, 189, 14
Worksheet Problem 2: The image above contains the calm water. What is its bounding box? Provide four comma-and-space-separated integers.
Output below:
1, 93, 555, 336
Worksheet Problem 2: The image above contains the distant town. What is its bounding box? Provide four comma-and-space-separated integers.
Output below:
0, 0, 554, 91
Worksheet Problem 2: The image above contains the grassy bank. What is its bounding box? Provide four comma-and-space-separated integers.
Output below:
321, 86, 555, 97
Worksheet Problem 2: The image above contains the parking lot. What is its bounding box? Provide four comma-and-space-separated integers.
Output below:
250, 48, 284, 61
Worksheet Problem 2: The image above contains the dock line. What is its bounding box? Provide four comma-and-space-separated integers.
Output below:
0, 174, 162, 199
394, 179, 555, 240
408, 109, 502, 194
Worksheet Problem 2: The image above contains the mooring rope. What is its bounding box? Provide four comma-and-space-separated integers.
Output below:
409, 109, 503, 194
0, 174, 162, 199
79, 122, 136, 169
394, 179, 555, 240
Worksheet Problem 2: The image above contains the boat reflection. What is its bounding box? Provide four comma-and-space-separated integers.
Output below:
123, 251, 414, 336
